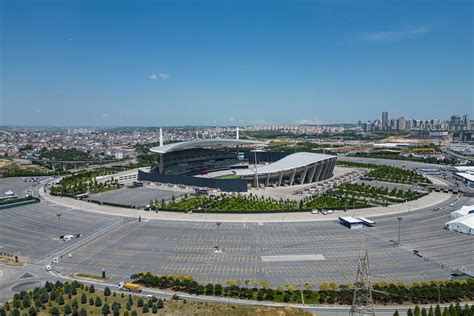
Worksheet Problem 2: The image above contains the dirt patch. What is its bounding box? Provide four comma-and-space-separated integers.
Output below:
0, 255, 27, 266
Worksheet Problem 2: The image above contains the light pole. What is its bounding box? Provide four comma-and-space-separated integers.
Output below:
397, 217, 402, 246
216, 222, 222, 252
251, 148, 265, 189
56, 213, 62, 239
254, 149, 259, 189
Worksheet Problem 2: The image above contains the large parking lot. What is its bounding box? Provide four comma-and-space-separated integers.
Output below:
0, 201, 118, 261
53, 207, 464, 288
0, 177, 44, 198
89, 187, 187, 208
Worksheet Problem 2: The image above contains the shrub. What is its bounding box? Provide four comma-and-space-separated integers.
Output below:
89, 285, 95, 294
137, 298, 143, 307
142, 305, 149, 313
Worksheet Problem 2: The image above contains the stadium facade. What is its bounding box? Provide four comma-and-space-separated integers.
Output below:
138, 129, 336, 192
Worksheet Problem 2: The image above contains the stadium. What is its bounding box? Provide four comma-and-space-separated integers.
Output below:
138, 130, 337, 192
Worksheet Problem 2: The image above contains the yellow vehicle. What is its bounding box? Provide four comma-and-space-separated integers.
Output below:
118, 281, 142, 293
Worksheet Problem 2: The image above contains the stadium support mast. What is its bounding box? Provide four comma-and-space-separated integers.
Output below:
159, 128, 164, 174
159, 128, 164, 148
349, 250, 375, 316
235, 127, 240, 159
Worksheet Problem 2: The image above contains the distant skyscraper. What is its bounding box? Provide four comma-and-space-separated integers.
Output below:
382, 112, 388, 127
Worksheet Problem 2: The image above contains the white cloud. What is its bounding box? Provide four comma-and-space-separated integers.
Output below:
102, 113, 109, 119
149, 73, 170, 80
359, 26, 432, 42
158, 73, 170, 80
35, 109, 40, 113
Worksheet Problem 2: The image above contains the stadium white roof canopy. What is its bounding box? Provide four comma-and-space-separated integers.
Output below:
236, 152, 336, 176
150, 138, 266, 154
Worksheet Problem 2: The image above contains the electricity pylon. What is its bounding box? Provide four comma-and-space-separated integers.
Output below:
349, 250, 375, 316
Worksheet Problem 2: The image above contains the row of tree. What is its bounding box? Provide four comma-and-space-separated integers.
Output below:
131, 272, 474, 305
394, 303, 474, 316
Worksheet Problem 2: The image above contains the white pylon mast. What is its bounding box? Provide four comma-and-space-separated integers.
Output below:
236, 127, 240, 140
159, 128, 164, 147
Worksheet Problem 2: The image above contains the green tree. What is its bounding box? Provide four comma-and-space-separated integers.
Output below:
58, 296, 65, 306
112, 303, 120, 316
28, 307, 36, 316
94, 297, 102, 307
63, 304, 71, 315
89, 285, 95, 294
408, 308, 413, 316
80, 294, 86, 304
428, 306, 434, 316
102, 304, 110, 315
393, 311, 399, 316
435, 305, 442, 316
131, 311, 137, 316
50, 307, 59, 316
157, 299, 163, 310
137, 298, 143, 308
104, 287, 111, 297
422, 307, 427, 316
442, 308, 448, 316
151, 304, 157, 314
79, 308, 86, 316
142, 305, 149, 313
415, 305, 421, 316
88, 298, 94, 306
22, 297, 31, 308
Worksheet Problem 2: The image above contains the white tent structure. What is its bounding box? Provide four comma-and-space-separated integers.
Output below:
445, 214, 474, 235
450, 205, 474, 220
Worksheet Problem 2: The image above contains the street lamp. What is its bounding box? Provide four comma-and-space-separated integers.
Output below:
56, 213, 62, 240
251, 147, 265, 189
215, 222, 222, 252
397, 217, 403, 246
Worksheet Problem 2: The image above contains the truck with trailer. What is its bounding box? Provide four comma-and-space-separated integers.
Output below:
118, 281, 142, 293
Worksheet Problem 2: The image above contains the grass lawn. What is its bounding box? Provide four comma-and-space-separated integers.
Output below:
215, 174, 242, 179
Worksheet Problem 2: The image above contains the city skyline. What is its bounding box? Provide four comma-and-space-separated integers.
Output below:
1, 0, 473, 126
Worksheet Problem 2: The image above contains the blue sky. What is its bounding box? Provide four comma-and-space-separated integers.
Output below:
1, 0, 472, 126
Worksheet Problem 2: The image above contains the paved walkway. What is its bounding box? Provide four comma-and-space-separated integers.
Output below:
39, 185, 452, 223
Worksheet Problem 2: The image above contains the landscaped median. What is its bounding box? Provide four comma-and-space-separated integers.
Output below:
337, 161, 431, 185
131, 272, 474, 306
148, 183, 427, 214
